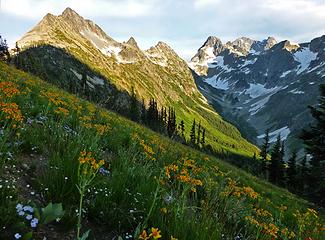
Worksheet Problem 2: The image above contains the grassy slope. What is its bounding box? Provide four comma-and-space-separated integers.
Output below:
0, 62, 324, 239
17, 16, 258, 158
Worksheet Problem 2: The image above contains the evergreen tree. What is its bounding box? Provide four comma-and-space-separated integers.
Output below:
270, 134, 281, 184
287, 151, 297, 191
179, 120, 185, 141
297, 155, 309, 195
167, 107, 177, 138
197, 122, 201, 146
278, 140, 286, 186
0, 35, 10, 62
301, 84, 325, 205
129, 87, 140, 122
190, 119, 196, 146
260, 129, 270, 178
140, 98, 147, 124
201, 128, 206, 147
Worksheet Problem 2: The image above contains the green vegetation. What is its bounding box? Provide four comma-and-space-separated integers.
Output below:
1, 62, 324, 239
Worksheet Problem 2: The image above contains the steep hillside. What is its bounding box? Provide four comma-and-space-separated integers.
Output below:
1, 62, 324, 239
14, 8, 257, 157
190, 36, 325, 154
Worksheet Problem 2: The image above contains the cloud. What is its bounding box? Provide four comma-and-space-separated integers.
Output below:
193, 0, 221, 9
1, 0, 157, 19
1, 0, 325, 60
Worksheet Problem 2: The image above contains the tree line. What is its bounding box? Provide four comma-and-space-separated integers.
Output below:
257, 84, 325, 207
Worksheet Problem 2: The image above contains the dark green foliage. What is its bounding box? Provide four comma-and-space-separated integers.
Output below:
301, 84, 325, 206
190, 119, 196, 146
201, 128, 206, 146
129, 87, 140, 122
0, 35, 10, 62
270, 135, 282, 184
287, 151, 297, 191
260, 129, 270, 178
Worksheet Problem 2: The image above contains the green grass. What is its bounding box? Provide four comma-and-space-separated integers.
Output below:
0, 62, 324, 239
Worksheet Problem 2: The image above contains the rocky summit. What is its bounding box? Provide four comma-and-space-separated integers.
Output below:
190, 35, 325, 154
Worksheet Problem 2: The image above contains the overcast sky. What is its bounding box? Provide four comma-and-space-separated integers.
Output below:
1, 0, 325, 60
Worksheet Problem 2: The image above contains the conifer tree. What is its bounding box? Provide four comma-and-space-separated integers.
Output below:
129, 87, 140, 122
201, 128, 206, 147
0, 35, 10, 62
278, 140, 286, 186
190, 119, 196, 146
301, 84, 325, 205
270, 134, 281, 184
260, 129, 270, 178
141, 98, 147, 124
179, 120, 185, 141
197, 122, 201, 146
287, 151, 297, 191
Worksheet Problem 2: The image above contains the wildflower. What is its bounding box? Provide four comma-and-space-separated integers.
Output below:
171, 236, 178, 240
26, 214, 33, 220
14, 233, 22, 239
150, 228, 162, 239
31, 218, 39, 228
16, 203, 23, 212
18, 211, 25, 216
23, 206, 34, 213
139, 230, 149, 240
160, 207, 168, 214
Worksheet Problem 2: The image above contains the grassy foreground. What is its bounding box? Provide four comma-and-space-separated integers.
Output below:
0, 62, 324, 239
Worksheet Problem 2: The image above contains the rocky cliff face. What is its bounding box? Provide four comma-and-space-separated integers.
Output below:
15, 8, 258, 157
190, 35, 325, 154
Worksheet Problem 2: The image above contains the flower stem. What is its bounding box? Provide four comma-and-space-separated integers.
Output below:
77, 186, 84, 240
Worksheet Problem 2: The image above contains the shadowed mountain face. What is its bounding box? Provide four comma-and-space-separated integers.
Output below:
190, 35, 325, 154
15, 8, 258, 157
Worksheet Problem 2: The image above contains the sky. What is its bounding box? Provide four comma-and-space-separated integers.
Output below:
1, 0, 325, 60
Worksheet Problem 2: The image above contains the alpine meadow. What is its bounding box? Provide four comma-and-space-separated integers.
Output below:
0, 1, 324, 240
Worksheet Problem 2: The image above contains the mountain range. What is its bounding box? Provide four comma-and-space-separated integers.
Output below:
14, 8, 257, 157
190, 35, 325, 154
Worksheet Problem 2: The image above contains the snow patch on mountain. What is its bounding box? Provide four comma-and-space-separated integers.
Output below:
280, 70, 291, 78
241, 58, 257, 67
257, 126, 291, 143
209, 56, 233, 72
289, 89, 304, 94
205, 75, 229, 90
245, 84, 278, 98
294, 48, 318, 74
70, 69, 82, 80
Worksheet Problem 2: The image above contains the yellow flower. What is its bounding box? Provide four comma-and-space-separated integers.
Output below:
160, 207, 168, 214
150, 228, 162, 239
171, 236, 178, 240
139, 230, 149, 240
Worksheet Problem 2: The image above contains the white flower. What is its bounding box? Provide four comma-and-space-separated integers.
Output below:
16, 204, 23, 211
18, 211, 25, 216
26, 214, 33, 220
14, 233, 22, 239
31, 218, 38, 228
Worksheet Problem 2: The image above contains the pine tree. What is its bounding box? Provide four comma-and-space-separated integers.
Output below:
260, 129, 270, 179
301, 84, 325, 205
287, 151, 297, 191
179, 120, 185, 141
190, 119, 196, 146
278, 140, 286, 186
201, 128, 206, 147
297, 155, 309, 195
197, 122, 201, 146
140, 98, 147, 124
0, 35, 10, 62
270, 134, 281, 184
129, 87, 140, 122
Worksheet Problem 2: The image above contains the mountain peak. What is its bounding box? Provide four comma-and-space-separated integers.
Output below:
62, 7, 80, 18
202, 36, 223, 48
126, 37, 139, 48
